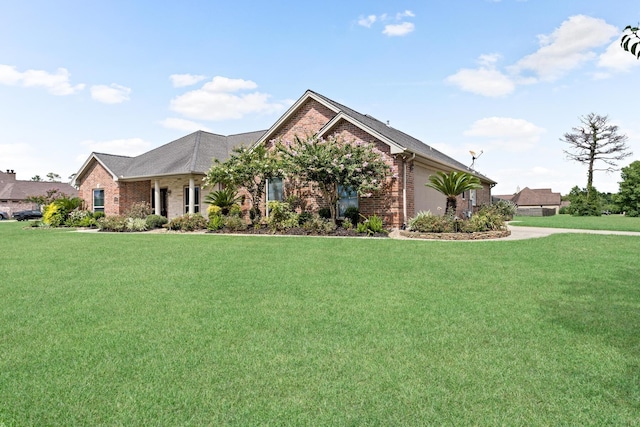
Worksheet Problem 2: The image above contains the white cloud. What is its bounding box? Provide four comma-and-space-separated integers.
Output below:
509, 15, 619, 82
358, 15, 377, 28
448, 15, 622, 97
446, 54, 515, 97
0, 142, 61, 181
79, 138, 152, 159
383, 22, 415, 37
464, 117, 545, 152
446, 69, 515, 97
159, 117, 212, 133
90, 84, 131, 104
0, 64, 84, 95
596, 40, 640, 74
170, 76, 289, 121
170, 73, 207, 87
357, 10, 416, 35
396, 10, 415, 19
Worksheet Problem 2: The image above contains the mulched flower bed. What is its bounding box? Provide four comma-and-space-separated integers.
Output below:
208, 226, 388, 238
398, 229, 511, 240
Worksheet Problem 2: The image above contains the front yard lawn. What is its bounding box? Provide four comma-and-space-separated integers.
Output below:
1, 221, 639, 425
511, 213, 640, 232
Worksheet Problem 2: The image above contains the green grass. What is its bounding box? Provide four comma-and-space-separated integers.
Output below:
511, 213, 640, 232
1, 221, 640, 425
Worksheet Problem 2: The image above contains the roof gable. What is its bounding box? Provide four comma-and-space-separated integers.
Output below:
74, 130, 266, 181
255, 90, 495, 184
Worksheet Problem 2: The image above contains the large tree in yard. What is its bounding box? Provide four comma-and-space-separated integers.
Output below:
203, 144, 281, 222
616, 161, 640, 217
425, 171, 482, 214
278, 135, 391, 223
562, 113, 631, 204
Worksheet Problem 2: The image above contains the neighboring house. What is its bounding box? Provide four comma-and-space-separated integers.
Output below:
494, 187, 562, 215
0, 170, 78, 217
73, 90, 497, 228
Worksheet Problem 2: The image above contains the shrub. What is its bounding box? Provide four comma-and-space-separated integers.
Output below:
93, 211, 105, 219
267, 201, 299, 231
343, 206, 360, 227
462, 210, 505, 232
126, 217, 148, 232
223, 215, 247, 232
356, 222, 369, 234
205, 187, 243, 215
492, 200, 517, 220
126, 202, 152, 219
208, 214, 225, 231
145, 214, 168, 229
297, 211, 313, 226
65, 210, 95, 227
228, 204, 243, 217
357, 214, 386, 235
318, 207, 331, 219
408, 211, 455, 233
302, 215, 336, 233
43, 203, 65, 227
97, 215, 127, 232
167, 214, 208, 231
207, 204, 222, 218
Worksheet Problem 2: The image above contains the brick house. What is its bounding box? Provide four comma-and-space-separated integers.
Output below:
73, 90, 496, 228
494, 187, 562, 215
0, 170, 78, 217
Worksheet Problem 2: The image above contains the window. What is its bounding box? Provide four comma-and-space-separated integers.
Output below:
470, 189, 477, 207
184, 186, 200, 213
268, 178, 283, 202
93, 189, 104, 213
337, 185, 358, 218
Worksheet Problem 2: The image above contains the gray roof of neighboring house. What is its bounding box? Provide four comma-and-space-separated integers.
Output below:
309, 91, 495, 184
0, 172, 77, 200
90, 130, 266, 180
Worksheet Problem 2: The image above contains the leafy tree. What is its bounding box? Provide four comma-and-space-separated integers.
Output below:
616, 160, 640, 217
278, 135, 391, 223
203, 144, 281, 222
564, 185, 602, 216
25, 188, 71, 207
425, 171, 482, 214
46, 172, 61, 182
561, 113, 631, 205
621, 25, 640, 59
31, 175, 42, 182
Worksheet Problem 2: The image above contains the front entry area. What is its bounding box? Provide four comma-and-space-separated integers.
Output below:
151, 188, 168, 217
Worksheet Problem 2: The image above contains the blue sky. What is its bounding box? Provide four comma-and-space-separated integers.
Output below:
1, 0, 639, 195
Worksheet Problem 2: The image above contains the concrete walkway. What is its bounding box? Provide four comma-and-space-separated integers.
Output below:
502, 224, 640, 241
388, 224, 640, 241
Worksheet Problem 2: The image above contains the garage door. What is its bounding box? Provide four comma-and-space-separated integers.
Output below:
414, 164, 446, 214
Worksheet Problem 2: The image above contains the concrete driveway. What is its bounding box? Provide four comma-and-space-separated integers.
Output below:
504, 224, 640, 240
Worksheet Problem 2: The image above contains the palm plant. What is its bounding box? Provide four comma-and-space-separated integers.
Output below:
425, 171, 482, 214
205, 187, 243, 215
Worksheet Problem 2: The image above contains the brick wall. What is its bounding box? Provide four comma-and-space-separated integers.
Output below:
263, 98, 409, 228
77, 160, 120, 216
119, 180, 151, 214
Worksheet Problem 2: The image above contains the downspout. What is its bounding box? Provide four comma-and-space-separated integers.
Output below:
402, 153, 415, 229
265, 179, 269, 218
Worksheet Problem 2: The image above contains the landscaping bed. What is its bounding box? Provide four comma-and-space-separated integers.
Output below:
207, 225, 388, 237
399, 229, 511, 240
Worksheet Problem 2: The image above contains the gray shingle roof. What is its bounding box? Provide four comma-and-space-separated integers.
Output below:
0, 172, 77, 200
309, 90, 495, 183
92, 130, 266, 179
